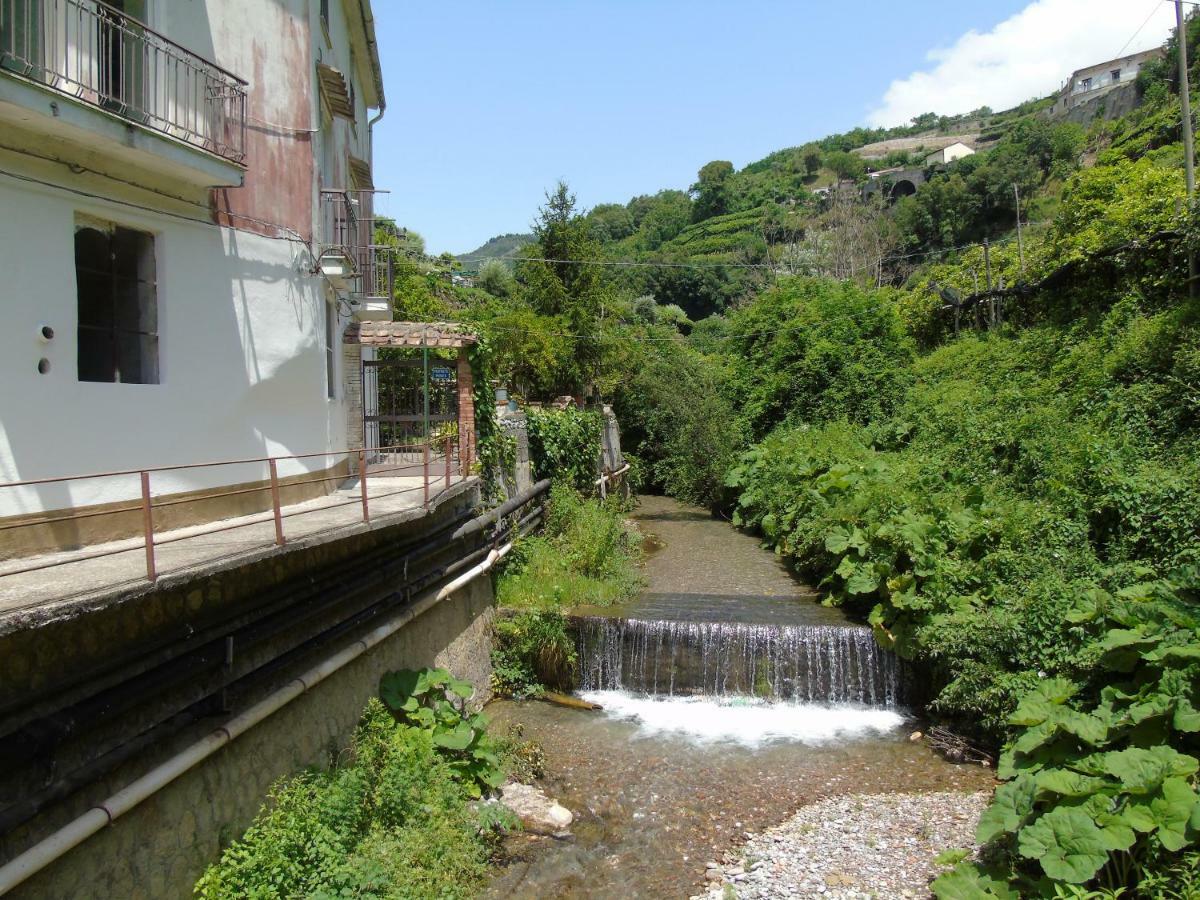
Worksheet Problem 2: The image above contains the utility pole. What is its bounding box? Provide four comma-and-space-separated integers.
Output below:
983, 238, 993, 291
1177, 0, 1197, 295
1013, 184, 1026, 276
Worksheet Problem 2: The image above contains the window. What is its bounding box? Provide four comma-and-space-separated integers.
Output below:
325, 300, 337, 399
1080, 77, 1093, 92
1111, 68, 1122, 83
75, 220, 159, 384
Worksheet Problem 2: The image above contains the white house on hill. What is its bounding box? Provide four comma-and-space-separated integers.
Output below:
925, 141, 975, 166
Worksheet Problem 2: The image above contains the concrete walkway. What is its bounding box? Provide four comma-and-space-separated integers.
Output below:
0, 473, 472, 621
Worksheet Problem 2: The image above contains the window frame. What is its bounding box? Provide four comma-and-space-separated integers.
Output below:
75, 218, 161, 385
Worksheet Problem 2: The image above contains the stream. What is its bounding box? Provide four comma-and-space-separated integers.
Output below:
483, 496, 992, 899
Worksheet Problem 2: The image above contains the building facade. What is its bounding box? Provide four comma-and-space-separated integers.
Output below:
1053, 48, 1164, 115
924, 141, 975, 166
0, 0, 388, 542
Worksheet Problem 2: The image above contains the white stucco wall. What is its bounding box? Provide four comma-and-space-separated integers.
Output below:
0, 0, 385, 518
0, 169, 350, 517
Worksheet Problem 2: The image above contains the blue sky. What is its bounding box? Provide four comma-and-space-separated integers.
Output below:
370, 0, 1175, 255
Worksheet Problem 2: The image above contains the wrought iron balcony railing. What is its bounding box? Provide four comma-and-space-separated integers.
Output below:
0, 0, 247, 163
320, 189, 395, 303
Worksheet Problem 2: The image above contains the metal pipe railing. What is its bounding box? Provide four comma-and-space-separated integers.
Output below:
0, 0, 247, 162
0, 440, 465, 583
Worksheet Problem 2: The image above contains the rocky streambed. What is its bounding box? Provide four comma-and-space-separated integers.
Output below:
695, 791, 990, 899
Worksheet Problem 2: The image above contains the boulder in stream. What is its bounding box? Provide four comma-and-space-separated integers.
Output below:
499, 781, 574, 837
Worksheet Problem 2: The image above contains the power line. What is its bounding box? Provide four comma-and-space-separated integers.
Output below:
1122, 1, 1171, 58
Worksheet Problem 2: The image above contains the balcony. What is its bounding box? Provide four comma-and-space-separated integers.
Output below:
0, 0, 246, 183
320, 189, 395, 321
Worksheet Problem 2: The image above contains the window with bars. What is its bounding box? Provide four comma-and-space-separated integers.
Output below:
75, 220, 159, 384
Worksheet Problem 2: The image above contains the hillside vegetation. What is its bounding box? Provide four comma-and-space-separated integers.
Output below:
383, 16, 1200, 897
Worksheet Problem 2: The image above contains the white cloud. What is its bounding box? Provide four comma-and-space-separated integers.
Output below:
868, 0, 1176, 127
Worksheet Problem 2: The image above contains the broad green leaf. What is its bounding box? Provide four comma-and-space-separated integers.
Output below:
1150, 777, 1200, 852
432, 722, 474, 751
379, 669, 424, 709
1174, 698, 1200, 733
1081, 794, 1137, 853
1054, 708, 1108, 745
825, 527, 851, 554
1096, 629, 1154, 672
1035, 768, 1104, 798
1012, 722, 1057, 757
1126, 694, 1172, 726
977, 774, 1037, 844
1119, 798, 1158, 833
1010, 678, 1077, 727
1103, 746, 1199, 793
933, 849, 971, 867
1147, 644, 1200, 667
447, 677, 475, 700
846, 565, 880, 595
1016, 807, 1109, 884
835, 555, 859, 578
932, 862, 1018, 900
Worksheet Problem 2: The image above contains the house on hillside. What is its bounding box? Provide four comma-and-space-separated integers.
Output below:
1052, 48, 1164, 115
0, 0, 400, 549
925, 141, 975, 166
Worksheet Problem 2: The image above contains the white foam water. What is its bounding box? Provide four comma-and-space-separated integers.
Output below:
578, 690, 907, 748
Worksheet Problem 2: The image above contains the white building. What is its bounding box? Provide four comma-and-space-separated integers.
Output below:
0, 0, 389, 552
1053, 48, 1164, 115
925, 141, 975, 166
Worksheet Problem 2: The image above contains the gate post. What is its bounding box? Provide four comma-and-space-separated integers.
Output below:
456, 349, 474, 472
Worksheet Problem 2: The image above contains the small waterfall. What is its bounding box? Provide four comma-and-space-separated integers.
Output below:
575, 617, 903, 708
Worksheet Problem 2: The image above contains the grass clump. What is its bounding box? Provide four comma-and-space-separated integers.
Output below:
491, 483, 643, 697
497, 483, 642, 612
194, 699, 497, 900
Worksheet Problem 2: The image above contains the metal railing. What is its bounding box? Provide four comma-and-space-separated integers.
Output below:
0, 438, 466, 583
0, 0, 247, 163
320, 189, 395, 301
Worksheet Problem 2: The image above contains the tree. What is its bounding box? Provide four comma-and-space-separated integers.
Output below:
587, 203, 635, 242
691, 160, 734, 222
825, 150, 867, 182
515, 181, 611, 394
477, 258, 515, 297
803, 149, 823, 177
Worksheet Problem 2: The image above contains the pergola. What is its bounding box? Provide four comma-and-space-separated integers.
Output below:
343, 322, 478, 469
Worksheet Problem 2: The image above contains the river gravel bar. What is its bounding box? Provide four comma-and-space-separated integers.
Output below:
696, 790, 990, 899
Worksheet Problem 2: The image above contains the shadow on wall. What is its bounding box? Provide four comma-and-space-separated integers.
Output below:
0, 217, 336, 554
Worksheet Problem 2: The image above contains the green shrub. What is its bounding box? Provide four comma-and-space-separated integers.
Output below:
934, 573, 1200, 897
527, 407, 603, 491
194, 700, 491, 899
491, 611, 577, 697
378, 667, 504, 798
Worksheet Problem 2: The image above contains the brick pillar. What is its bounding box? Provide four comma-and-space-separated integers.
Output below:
456, 349, 475, 471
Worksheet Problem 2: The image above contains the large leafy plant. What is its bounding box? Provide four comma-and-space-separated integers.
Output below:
379, 668, 505, 798
935, 577, 1200, 896
526, 407, 603, 491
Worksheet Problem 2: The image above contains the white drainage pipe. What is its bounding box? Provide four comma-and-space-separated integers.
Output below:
0, 541, 513, 896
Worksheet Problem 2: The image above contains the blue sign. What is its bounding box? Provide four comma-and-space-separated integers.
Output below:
430, 367, 453, 382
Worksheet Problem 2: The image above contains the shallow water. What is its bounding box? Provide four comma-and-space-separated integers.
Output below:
483, 696, 991, 899
482, 496, 993, 899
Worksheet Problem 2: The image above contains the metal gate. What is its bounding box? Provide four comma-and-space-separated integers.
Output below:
362, 352, 458, 473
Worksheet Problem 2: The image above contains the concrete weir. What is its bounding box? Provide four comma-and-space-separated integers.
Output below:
0, 478, 518, 900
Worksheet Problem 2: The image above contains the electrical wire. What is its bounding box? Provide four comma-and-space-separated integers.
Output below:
1122, 2, 1172, 59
